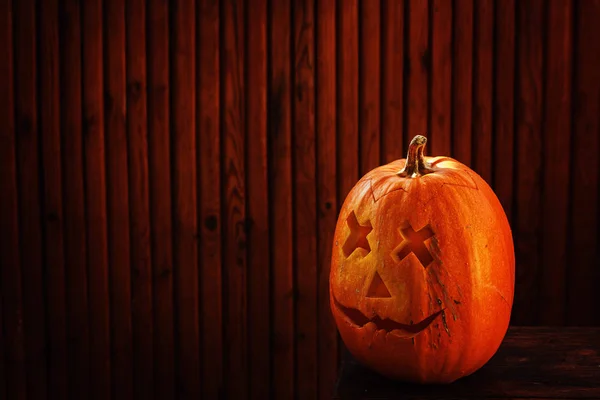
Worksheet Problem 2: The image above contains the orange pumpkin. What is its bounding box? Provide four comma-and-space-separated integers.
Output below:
330, 135, 514, 383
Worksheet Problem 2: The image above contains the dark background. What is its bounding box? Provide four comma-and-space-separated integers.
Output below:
1, 0, 599, 399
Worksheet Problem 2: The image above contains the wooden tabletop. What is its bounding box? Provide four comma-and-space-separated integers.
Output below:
334, 327, 600, 399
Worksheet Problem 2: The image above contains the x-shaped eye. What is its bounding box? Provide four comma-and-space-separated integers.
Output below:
342, 211, 372, 257
392, 223, 435, 267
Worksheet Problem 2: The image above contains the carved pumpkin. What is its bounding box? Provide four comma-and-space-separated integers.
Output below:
330, 135, 515, 383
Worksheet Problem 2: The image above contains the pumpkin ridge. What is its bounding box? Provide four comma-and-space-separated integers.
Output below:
484, 283, 511, 308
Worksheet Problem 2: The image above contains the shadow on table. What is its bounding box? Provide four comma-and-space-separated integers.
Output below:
334, 327, 600, 399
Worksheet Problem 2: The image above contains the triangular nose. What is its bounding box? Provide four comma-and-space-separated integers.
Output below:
366, 271, 391, 298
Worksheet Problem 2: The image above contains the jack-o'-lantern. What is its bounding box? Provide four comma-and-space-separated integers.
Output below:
330, 135, 514, 383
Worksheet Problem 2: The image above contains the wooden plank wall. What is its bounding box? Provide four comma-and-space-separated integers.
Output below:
1, 0, 600, 399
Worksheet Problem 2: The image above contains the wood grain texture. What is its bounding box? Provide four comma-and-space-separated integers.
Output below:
513, 0, 544, 326
406, 0, 429, 148
171, 0, 200, 397
540, 0, 572, 326
0, 1, 27, 398
197, 0, 223, 398
38, 0, 67, 396
359, 0, 380, 174
59, 0, 91, 396
430, 0, 452, 157
125, 1, 153, 398
294, 0, 318, 398
221, 0, 247, 397
451, 0, 473, 165
104, 0, 133, 397
493, 0, 515, 225
316, 0, 338, 398
14, 0, 48, 398
336, 327, 600, 399
147, 0, 175, 396
270, 0, 295, 397
568, 0, 600, 326
246, 0, 269, 396
82, 0, 111, 396
472, 0, 494, 183
4, 2, 600, 398
337, 0, 359, 203
0, 293, 5, 399
380, 0, 404, 163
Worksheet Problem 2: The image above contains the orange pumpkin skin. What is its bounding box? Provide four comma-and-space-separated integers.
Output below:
330, 136, 514, 384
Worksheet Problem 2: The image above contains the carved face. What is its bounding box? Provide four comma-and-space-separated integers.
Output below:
334, 214, 443, 337
329, 137, 515, 384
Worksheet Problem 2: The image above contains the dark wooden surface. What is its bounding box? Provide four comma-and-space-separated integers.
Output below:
335, 327, 600, 399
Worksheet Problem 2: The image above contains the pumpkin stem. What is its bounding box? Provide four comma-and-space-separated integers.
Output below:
397, 135, 435, 178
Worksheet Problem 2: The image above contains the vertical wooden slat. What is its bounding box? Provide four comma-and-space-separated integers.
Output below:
104, 0, 133, 397
513, 0, 544, 326
493, 0, 515, 225
171, 0, 200, 397
336, 0, 359, 381
569, 0, 600, 326
293, 0, 317, 398
0, 294, 5, 399
147, 0, 175, 396
451, 0, 473, 165
14, 0, 48, 397
472, 0, 494, 183
430, 0, 452, 156
246, 0, 268, 397
269, 0, 294, 396
125, 0, 153, 398
222, 0, 247, 397
337, 0, 359, 201
540, 0, 572, 326
59, 0, 91, 396
381, 0, 404, 163
198, 0, 223, 397
359, 0, 380, 173
316, 0, 338, 397
406, 0, 429, 144
82, 0, 111, 396
38, 0, 67, 396
0, 0, 27, 397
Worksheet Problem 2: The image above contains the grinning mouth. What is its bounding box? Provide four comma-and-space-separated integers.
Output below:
333, 296, 443, 337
